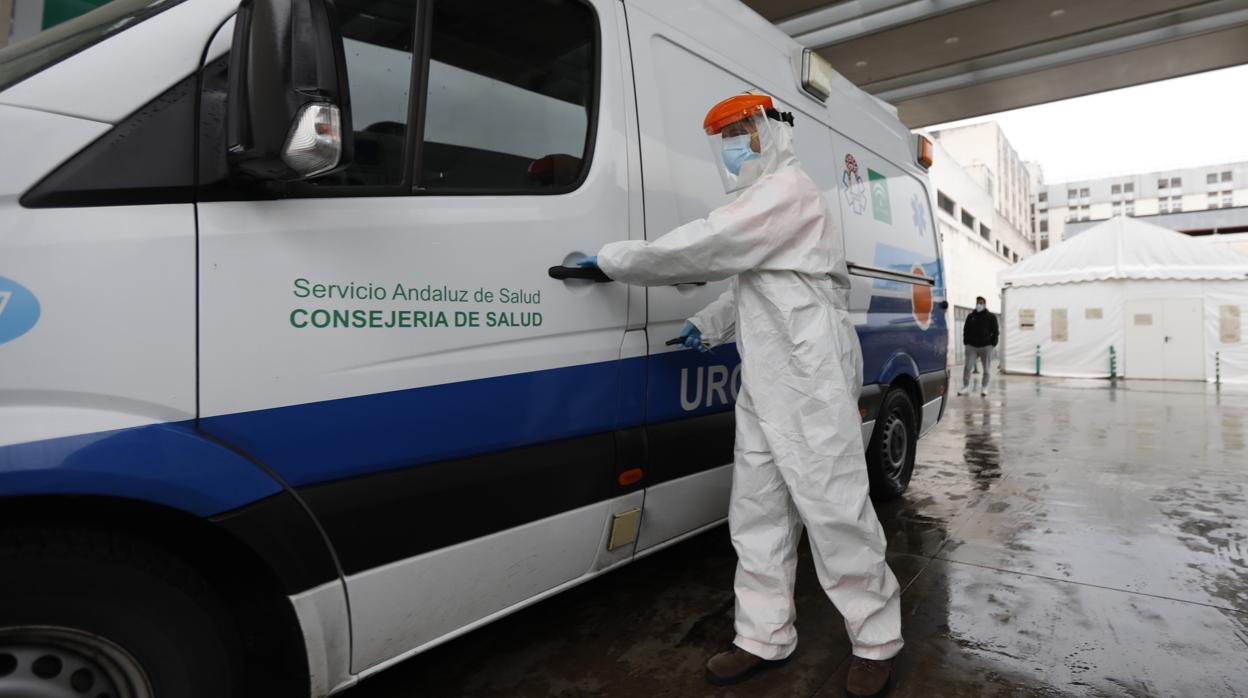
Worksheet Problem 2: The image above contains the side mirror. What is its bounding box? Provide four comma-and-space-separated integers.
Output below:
227, 0, 353, 180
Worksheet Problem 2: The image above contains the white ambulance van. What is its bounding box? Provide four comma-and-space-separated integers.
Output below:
0, 0, 947, 694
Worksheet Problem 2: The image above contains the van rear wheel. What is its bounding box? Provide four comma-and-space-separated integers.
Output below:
0, 527, 243, 698
866, 388, 917, 500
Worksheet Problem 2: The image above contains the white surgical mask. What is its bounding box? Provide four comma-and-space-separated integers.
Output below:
975, 303, 985, 312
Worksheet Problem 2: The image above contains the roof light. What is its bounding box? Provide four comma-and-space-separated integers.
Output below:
800, 48, 834, 102
917, 135, 934, 169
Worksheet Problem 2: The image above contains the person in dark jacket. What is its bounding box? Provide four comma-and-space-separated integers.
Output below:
957, 296, 999, 396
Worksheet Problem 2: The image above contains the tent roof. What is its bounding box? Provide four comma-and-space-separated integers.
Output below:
1000, 216, 1248, 288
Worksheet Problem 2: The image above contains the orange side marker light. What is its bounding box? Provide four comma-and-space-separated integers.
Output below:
618, 468, 644, 487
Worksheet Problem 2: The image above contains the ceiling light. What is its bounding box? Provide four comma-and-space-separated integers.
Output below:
1050, 8, 1066, 18
944, 36, 960, 45
855, 60, 868, 68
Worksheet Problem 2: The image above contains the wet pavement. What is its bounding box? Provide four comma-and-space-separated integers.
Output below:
343, 376, 1248, 697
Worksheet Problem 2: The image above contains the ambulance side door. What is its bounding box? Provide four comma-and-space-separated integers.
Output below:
196, 0, 637, 673
624, 5, 748, 553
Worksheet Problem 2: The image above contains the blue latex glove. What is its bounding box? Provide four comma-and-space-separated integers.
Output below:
577, 256, 598, 268
680, 321, 708, 352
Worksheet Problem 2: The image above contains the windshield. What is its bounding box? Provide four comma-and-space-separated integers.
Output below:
0, 0, 187, 93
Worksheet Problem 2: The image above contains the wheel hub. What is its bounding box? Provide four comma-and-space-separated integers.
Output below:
0, 627, 152, 698
881, 413, 908, 479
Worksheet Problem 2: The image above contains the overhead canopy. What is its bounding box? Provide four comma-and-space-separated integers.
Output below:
744, 0, 1248, 127
999, 217, 1248, 288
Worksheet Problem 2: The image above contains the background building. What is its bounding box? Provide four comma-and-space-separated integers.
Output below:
931, 122, 1034, 241
1035, 162, 1248, 243
926, 122, 1035, 372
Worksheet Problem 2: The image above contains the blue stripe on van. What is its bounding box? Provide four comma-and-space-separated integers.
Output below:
0, 327, 939, 516
200, 356, 658, 488
0, 421, 283, 516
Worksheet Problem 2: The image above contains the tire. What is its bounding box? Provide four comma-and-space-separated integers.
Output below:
0, 527, 244, 698
866, 388, 917, 500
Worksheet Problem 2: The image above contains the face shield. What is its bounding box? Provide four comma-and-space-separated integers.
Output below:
704, 101, 777, 194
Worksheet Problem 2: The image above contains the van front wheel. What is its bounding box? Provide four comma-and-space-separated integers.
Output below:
0, 527, 243, 698
866, 388, 917, 500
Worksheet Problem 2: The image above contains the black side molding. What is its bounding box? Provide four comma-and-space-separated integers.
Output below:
210, 491, 341, 593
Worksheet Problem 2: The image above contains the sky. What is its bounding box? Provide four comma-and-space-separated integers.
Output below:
927, 64, 1248, 185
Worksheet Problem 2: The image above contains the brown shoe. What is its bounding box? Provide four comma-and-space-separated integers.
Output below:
846, 656, 893, 697
704, 646, 786, 686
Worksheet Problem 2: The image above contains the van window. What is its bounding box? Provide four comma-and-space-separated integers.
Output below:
417, 0, 597, 193
307, 0, 418, 187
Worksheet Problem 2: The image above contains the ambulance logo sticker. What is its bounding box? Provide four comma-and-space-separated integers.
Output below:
911, 194, 929, 237
0, 277, 41, 345
868, 169, 891, 224
842, 154, 867, 215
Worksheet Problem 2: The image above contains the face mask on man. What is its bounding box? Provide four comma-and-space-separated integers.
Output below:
975, 303, 985, 312
721, 135, 760, 175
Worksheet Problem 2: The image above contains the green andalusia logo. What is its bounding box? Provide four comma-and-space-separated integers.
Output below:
868, 169, 891, 224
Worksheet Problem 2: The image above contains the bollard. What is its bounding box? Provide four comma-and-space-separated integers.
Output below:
1035, 344, 1041, 377
1109, 345, 1117, 380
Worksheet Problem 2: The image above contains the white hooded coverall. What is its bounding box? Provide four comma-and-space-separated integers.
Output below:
596, 122, 903, 661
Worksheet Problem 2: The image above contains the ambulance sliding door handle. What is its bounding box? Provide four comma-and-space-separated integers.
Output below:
549, 265, 612, 282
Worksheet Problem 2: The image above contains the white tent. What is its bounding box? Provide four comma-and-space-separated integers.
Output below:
999, 217, 1248, 382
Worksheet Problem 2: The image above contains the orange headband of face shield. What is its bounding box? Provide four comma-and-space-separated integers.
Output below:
702, 94, 774, 136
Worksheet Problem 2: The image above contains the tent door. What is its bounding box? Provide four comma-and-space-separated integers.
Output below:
1161, 299, 1205, 380
1124, 299, 1205, 380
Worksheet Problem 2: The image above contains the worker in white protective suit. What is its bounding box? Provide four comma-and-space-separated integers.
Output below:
580, 94, 902, 697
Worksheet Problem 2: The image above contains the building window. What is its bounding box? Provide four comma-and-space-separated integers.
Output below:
1112, 202, 1121, 216
1038, 192, 1048, 202
1126, 204, 1134, 216
1158, 179, 1168, 190
1040, 238, 1049, 250
1079, 187, 1090, 198
1160, 201, 1169, 213
937, 190, 955, 215
1208, 173, 1219, 185
1112, 184, 1121, 194
1209, 193, 1219, 209
1003, 244, 1011, 258
1173, 199, 1182, 212
1040, 220, 1048, 232
1222, 171, 1233, 182
1171, 177, 1182, 188
1067, 189, 1077, 200
1013, 252, 1019, 263
1124, 182, 1134, 193
961, 210, 976, 230
980, 223, 991, 240
1224, 193, 1234, 207
995, 240, 1000, 253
